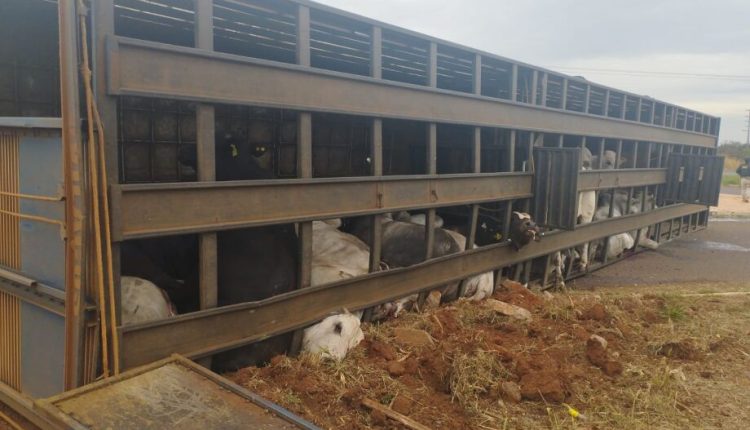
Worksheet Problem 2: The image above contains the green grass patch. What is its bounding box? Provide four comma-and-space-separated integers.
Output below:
661, 303, 686, 321
722, 173, 740, 186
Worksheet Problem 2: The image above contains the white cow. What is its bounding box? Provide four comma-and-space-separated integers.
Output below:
120, 276, 176, 326
302, 312, 364, 361
298, 220, 369, 360
575, 147, 601, 273
443, 229, 494, 301
311, 218, 411, 321
311, 219, 370, 286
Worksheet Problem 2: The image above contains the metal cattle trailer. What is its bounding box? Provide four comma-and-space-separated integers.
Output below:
0, 0, 722, 425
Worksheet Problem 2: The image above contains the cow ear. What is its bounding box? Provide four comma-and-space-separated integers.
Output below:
512, 211, 521, 219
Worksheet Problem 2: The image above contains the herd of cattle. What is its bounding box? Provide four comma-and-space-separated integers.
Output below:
119, 135, 660, 370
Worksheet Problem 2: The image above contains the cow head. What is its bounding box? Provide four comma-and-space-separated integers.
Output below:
510, 211, 541, 250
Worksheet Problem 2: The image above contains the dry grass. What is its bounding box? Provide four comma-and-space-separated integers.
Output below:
228, 281, 750, 429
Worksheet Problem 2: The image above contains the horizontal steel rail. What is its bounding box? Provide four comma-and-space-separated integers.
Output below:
0, 117, 62, 129
111, 168, 672, 240
0, 274, 65, 317
111, 172, 533, 240
107, 37, 717, 149
578, 168, 667, 191
119, 203, 706, 369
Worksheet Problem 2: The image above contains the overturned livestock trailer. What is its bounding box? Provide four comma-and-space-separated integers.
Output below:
0, 0, 722, 425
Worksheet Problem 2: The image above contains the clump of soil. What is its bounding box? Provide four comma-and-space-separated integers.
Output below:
226, 283, 750, 429
580, 303, 609, 321
657, 339, 702, 360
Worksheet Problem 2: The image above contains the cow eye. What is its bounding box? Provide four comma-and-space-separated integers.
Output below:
334, 322, 343, 334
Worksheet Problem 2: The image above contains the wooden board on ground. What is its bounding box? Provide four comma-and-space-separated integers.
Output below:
36, 355, 318, 430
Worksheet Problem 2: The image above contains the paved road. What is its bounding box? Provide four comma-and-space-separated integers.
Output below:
722, 186, 740, 196
574, 219, 750, 288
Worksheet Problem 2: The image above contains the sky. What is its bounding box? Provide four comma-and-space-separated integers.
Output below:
316, 0, 750, 144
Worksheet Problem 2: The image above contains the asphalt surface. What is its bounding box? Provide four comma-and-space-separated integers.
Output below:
722, 185, 740, 196
574, 218, 750, 287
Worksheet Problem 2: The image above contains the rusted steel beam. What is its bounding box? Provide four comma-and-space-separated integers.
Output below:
111, 173, 533, 240
119, 203, 706, 369
107, 38, 718, 148
59, 0, 86, 390
578, 168, 667, 191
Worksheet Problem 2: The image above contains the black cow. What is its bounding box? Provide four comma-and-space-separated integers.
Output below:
123, 131, 299, 372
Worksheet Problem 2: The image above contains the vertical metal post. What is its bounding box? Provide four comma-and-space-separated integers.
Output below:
361, 119, 383, 322
59, 0, 86, 390
636, 98, 642, 122
649, 101, 655, 124
620, 95, 627, 120
371, 26, 382, 79
602, 139, 623, 264
531, 70, 538, 105
584, 84, 591, 113
362, 27, 383, 322
425, 123, 437, 259
502, 130, 516, 240
660, 104, 666, 126
290, 6, 312, 354
497, 130, 516, 287
297, 5, 311, 66
561, 78, 568, 110
467, 127, 481, 249
603, 90, 610, 117
195, 1, 216, 310
428, 42, 438, 88
194, 1, 217, 369
540, 72, 548, 106
466, 54, 482, 250
511, 64, 518, 102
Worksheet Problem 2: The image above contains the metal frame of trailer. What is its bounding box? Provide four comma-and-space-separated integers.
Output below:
0, 0, 721, 423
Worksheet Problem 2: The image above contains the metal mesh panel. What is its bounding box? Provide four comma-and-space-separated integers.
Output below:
119, 97, 197, 183
0, 131, 20, 270
0, 290, 21, 390
0, 0, 61, 117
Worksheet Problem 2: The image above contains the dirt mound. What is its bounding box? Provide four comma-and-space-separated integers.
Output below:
227, 284, 750, 429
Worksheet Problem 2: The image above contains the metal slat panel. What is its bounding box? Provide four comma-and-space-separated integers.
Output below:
0, 291, 21, 390
0, 131, 20, 270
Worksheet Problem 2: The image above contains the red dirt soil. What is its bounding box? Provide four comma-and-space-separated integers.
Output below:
226, 280, 660, 429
